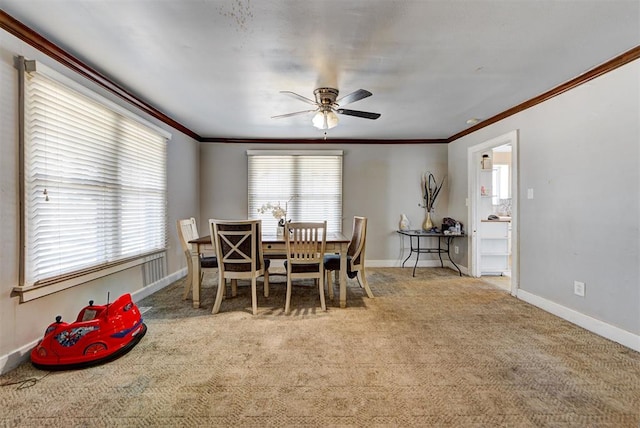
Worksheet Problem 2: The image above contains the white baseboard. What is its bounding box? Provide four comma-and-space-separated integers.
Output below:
0, 339, 40, 375
0, 268, 188, 375
517, 289, 640, 352
132, 268, 186, 303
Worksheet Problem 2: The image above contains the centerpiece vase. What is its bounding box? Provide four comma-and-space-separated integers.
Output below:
422, 211, 433, 231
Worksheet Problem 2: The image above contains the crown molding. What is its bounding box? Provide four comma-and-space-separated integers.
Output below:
0, 10, 201, 141
2, 10, 638, 145
200, 138, 448, 144
448, 45, 640, 142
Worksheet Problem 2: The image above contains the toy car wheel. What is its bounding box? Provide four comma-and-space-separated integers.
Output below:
84, 342, 107, 356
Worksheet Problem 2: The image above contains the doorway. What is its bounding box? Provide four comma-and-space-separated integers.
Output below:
467, 130, 519, 296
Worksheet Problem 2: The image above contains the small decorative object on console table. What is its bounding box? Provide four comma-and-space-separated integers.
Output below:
420, 172, 445, 231
399, 214, 410, 230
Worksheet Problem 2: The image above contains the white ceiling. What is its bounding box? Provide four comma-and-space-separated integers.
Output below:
1, 0, 639, 141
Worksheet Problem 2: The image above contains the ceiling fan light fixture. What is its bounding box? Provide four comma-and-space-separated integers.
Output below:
275, 87, 378, 130
312, 110, 339, 130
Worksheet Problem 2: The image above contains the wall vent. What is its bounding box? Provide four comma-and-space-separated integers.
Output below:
143, 252, 166, 286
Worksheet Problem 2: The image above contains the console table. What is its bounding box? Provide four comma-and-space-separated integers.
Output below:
397, 230, 465, 276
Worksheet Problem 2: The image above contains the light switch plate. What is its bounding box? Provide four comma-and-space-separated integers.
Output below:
527, 188, 534, 199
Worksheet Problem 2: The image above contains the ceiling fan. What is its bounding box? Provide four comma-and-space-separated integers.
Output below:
271, 87, 381, 130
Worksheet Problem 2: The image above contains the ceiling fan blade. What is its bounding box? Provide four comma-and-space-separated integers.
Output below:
280, 91, 317, 106
271, 109, 316, 119
336, 89, 372, 106
336, 109, 381, 120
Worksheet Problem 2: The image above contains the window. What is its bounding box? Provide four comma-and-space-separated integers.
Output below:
248, 150, 343, 234
20, 59, 169, 290
492, 164, 510, 205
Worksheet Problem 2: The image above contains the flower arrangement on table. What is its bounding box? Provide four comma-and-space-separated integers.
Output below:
257, 201, 288, 227
257, 195, 297, 234
419, 172, 445, 231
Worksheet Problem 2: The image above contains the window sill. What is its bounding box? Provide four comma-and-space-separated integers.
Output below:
12, 252, 164, 303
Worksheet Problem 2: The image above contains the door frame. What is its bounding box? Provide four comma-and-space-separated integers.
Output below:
467, 130, 519, 296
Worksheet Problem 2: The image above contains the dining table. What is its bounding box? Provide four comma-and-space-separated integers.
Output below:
188, 232, 351, 310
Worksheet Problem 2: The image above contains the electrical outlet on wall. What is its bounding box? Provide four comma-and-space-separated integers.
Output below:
454, 245, 459, 254
574, 281, 585, 297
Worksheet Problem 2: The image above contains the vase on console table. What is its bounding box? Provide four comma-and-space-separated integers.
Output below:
422, 211, 433, 231
399, 214, 410, 231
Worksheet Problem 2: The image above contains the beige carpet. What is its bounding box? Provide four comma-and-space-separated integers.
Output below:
1, 268, 639, 427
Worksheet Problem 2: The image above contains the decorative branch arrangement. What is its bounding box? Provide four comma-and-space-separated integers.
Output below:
257, 202, 287, 225
257, 195, 298, 226
420, 172, 445, 212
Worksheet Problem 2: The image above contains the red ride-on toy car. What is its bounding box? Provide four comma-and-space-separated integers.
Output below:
31, 293, 147, 370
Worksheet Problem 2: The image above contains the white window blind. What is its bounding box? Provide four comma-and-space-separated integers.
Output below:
248, 151, 343, 234
23, 65, 168, 287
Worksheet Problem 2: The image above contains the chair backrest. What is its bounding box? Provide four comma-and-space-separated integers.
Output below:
177, 217, 199, 253
348, 216, 367, 269
209, 219, 265, 274
285, 221, 327, 266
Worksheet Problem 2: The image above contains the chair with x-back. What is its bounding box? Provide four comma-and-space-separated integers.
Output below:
284, 221, 327, 315
324, 216, 374, 300
177, 217, 219, 300
209, 219, 270, 315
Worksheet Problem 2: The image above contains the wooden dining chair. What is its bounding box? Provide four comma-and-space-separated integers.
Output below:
209, 219, 270, 315
176, 218, 218, 300
284, 221, 327, 315
324, 216, 374, 300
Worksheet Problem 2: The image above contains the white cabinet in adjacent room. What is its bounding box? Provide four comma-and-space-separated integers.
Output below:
480, 220, 510, 275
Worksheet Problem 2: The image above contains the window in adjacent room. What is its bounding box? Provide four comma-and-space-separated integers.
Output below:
247, 150, 343, 234
19, 58, 169, 291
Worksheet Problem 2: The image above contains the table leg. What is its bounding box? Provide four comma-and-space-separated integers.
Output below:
412, 236, 420, 277
438, 237, 444, 267
190, 246, 201, 308
447, 237, 463, 276
401, 235, 412, 268
339, 243, 347, 308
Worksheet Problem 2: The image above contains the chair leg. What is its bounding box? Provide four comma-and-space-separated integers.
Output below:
263, 271, 270, 297
251, 277, 258, 315
357, 268, 374, 298
231, 279, 238, 297
182, 251, 193, 300
285, 275, 292, 315
212, 272, 226, 314
318, 273, 326, 311
183, 271, 192, 300
326, 270, 334, 300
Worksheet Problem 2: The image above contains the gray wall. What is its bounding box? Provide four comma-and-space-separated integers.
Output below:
199, 143, 449, 263
447, 60, 640, 336
0, 30, 199, 371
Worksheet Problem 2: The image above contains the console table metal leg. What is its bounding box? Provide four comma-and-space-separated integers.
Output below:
401, 236, 413, 268
412, 236, 420, 277
446, 236, 463, 276
437, 237, 444, 268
